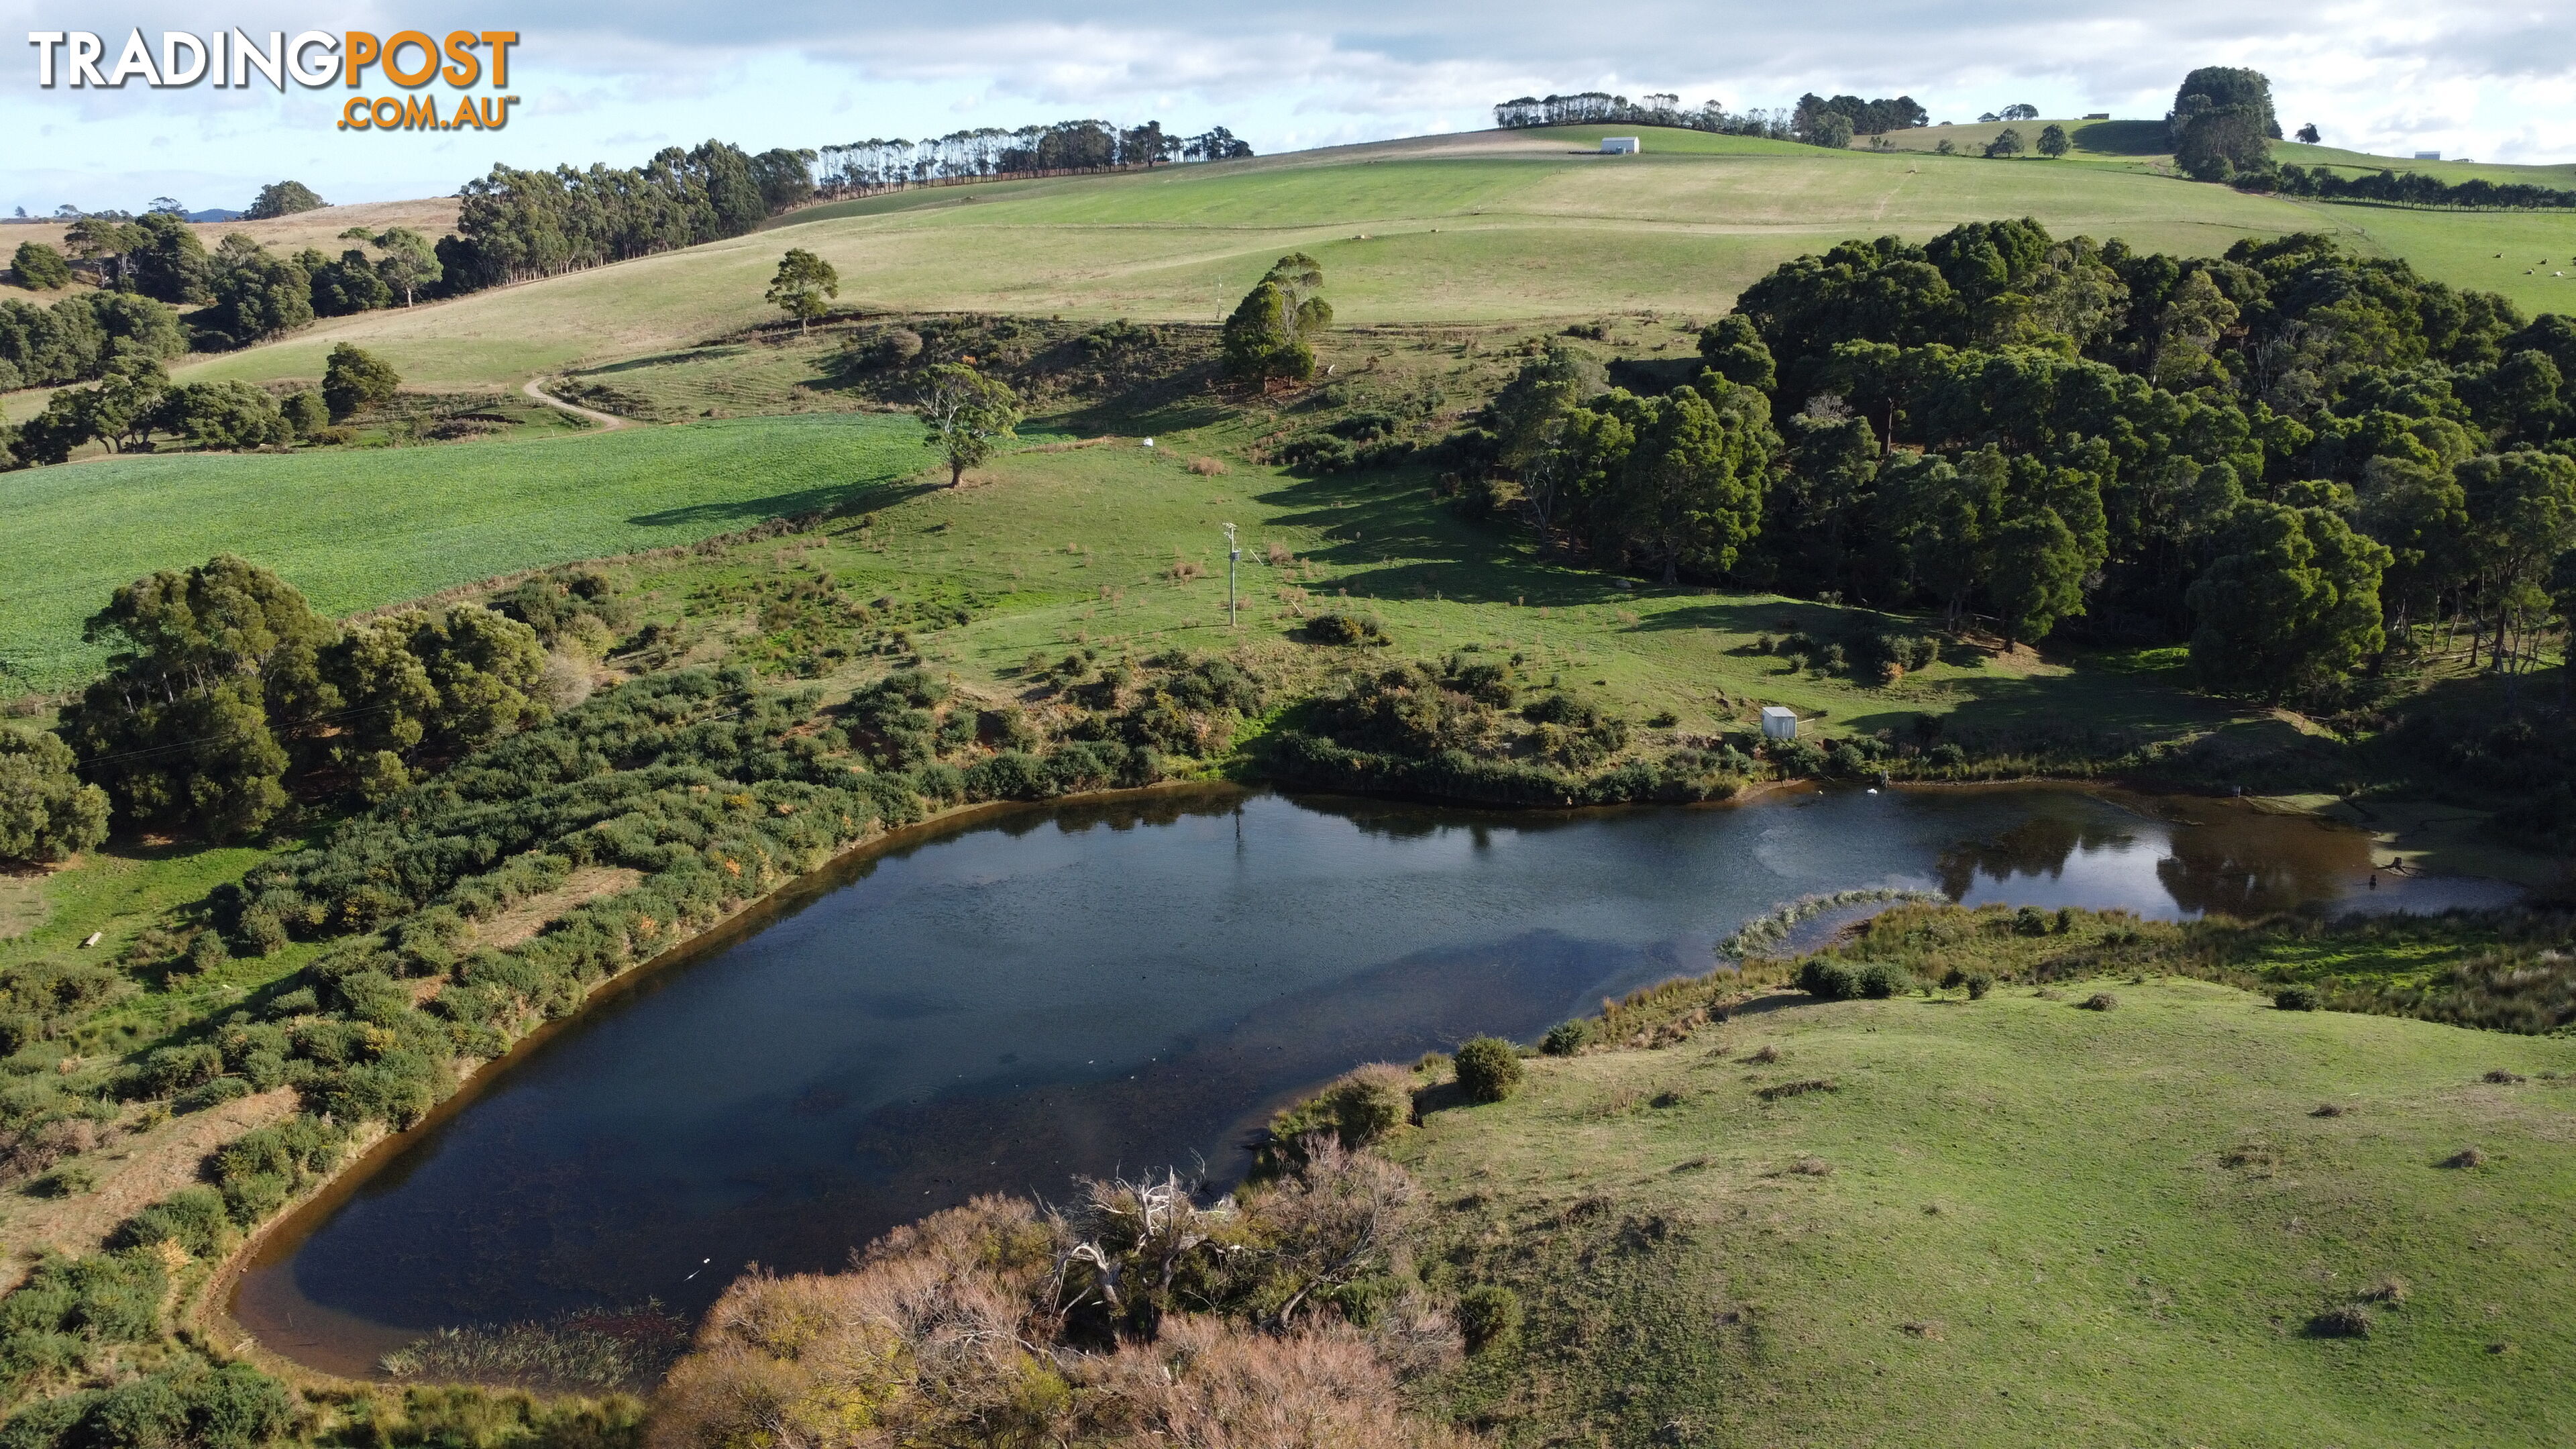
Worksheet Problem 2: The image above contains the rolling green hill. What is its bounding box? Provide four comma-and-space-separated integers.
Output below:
1401, 974, 2576, 1447
0, 414, 924, 688
141, 125, 2576, 400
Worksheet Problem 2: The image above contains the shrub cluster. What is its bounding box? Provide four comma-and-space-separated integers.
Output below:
1796, 959, 1916, 1000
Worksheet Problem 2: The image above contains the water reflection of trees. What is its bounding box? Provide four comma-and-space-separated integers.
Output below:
2153, 820, 2353, 918
1935, 816, 2135, 898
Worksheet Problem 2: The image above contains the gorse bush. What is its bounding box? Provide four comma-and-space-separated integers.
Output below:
1453, 1036, 1523, 1103
1268, 1063, 1415, 1159
1454, 1284, 1522, 1353
1305, 611, 1388, 645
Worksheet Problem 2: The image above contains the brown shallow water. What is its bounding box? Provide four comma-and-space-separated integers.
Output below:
229, 784, 2515, 1376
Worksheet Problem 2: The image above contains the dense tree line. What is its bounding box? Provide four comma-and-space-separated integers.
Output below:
1465, 219, 2576, 704
1493, 91, 1795, 139
815, 119, 1252, 197
1490, 90, 1925, 149
2243, 164, 2576, 211
437, 140, 814, 292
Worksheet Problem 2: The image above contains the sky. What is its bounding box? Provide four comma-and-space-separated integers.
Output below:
5, 1, 2574, 217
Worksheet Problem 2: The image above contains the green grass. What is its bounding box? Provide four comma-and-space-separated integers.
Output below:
151, 125, 2574, 397
551, 409, 2239, 758
1398, 978, 2576, 1447
0, 838, 320, 1056
1, 413, 928, 689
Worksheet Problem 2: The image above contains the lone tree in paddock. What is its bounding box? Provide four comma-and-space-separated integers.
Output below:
1222, 252, 1332, 385
914, 364, 1020, 486
765, 248, 839, 331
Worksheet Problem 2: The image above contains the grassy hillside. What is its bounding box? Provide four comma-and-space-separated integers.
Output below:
0, 413, 924, 688
1399, 975, 2576, 1446
156, 125, 2569, 396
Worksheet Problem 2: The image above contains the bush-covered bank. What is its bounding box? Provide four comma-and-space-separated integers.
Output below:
0, 639, 1281, 1436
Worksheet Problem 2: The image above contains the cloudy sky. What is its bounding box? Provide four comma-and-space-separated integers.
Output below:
5, 1, 2572, 216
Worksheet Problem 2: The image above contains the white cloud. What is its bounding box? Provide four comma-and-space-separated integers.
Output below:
3, 0, 2571, 214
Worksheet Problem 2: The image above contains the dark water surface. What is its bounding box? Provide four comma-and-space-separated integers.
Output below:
231, 784, 2512, 1371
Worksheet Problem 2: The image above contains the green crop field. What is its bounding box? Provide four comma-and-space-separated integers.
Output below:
160, 125, 2576, 397
1399, 977, 2576, 1447
1, 413, 926, 689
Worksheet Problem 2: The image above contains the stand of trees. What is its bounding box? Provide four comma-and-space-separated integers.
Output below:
1466, 218, 2576, 705
56, 555, 549, 843
814, 120, 1251, 197
9, 241, 71, 290
3, 344, 390, 468
437, 140, 816, 292
1795, 93, 1931, 139
243, 181, 325, 219
0, 290, 186, 392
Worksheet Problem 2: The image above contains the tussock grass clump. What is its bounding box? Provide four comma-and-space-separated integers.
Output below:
2080, 991, 2119, 1012
2308, 1305, 2373, 1338
1749, 1044, 1782, 1065
2440, 1146, 2488, 1169
1187, 455, 1228, 476
2481, 1068, 2527, 1084
1788, 1157, 1833, 1176
378, 1303, 688, 1394
1756, 1078, 1838, 1102
2310, 1103, 2347, 1117
2363, 1276, 2410, 1304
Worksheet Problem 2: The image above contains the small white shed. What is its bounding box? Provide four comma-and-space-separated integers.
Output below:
1601, 136, 1641, 155
1760, 706, 1799, 742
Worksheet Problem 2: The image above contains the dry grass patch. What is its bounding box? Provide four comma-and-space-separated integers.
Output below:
471, 865, 646, 952
0, 1087, 296, 1289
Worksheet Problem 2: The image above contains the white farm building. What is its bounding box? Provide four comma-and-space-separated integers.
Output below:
1600, 136, 1641, 154
1761, 706, 1799, 742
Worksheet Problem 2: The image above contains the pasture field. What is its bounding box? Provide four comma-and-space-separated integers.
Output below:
150, 126, 2576, 396
0, 413, 924, 688
1400, 974, 2576, 1447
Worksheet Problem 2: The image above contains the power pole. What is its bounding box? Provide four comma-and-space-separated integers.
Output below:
1223, 523, 1240, 629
